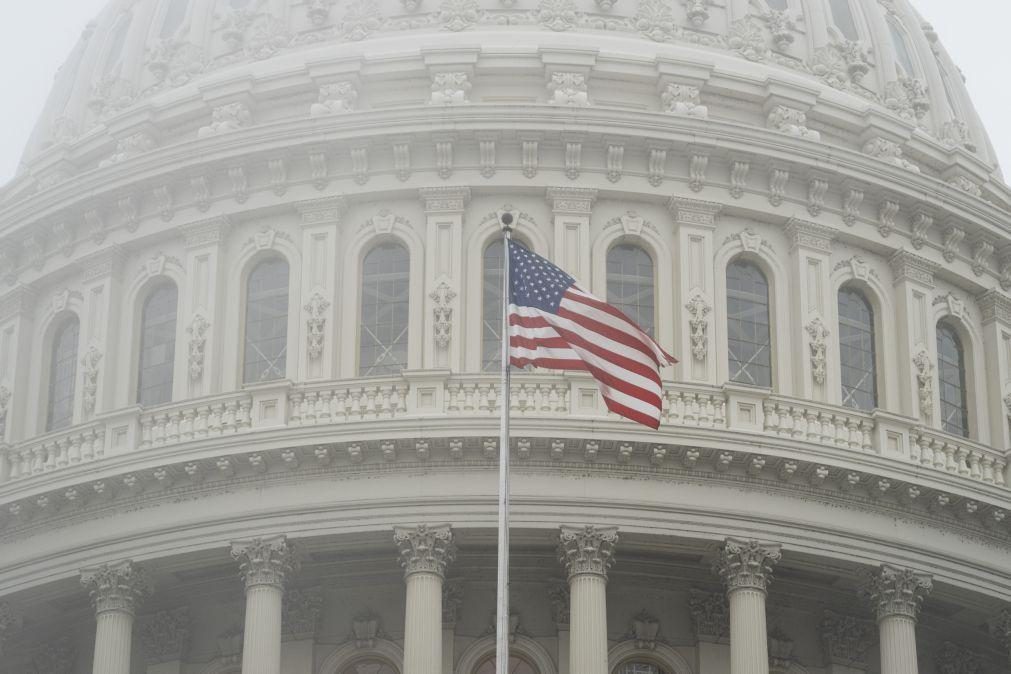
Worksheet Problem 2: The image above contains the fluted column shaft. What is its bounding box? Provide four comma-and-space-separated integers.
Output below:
81, 560, 150, 674
395, 524, 456, 674
559, 525, 618, 674
716, 538, 782, 674
866, 564, 932, 674
231, 535, 299, 674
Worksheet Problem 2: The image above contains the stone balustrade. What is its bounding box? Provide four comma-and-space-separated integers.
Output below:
762, 398, 874, 452
911, 427, 1007, 487
139, 392, 253, 448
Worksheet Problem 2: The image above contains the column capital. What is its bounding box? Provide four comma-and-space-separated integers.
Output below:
419, 187, 471, 214
865, 564, 933, 622
394, 523, 456, 578
889, 250, 938, 288
784, 218, 835, 254
546, 187, 597, 215
558, 524, 618, 580
80, 560, 151, 616
977, 289, 1011, 326
666, 197, 722, 229
297, 196, 348, 226
715, 538, 782, 594
180, 216, 231, 249
231, 535, 300, 590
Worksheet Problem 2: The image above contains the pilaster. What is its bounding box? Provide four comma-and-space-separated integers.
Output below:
784, 219, 835, 402
296, 198, 346, 381
0, 285, 36, 446
668, 198, 721, 384
547, 188, 596, 284
977, 289, 1011, 449
179, 217, 231, 398
419, 188, 469, 370
78, 246, 125, 419
889, 251, 938, 422
442, 580, 463, 674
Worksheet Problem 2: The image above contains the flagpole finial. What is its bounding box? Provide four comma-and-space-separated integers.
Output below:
498, 210, 515, 233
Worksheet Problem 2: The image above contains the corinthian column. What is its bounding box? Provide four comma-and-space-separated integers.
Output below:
395, 524, 456, 674
80, 560, 151, 674
558, 525, 618, 674
715, 538, 781, 674
865, 564, 932, 674
231, 535, 299, 674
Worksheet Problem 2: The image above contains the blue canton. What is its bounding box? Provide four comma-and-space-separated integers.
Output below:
508, 240, 575, 314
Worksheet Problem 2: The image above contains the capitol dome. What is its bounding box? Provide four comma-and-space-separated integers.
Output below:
1, 0, 1010, 672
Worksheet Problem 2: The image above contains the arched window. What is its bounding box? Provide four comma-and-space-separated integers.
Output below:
137, 284, 178, 406
243, 258, 289, 384
936, 322, 969, 437
838, 287, 877, 411
474, 655, 538, 674
607, 244, 655, 336
828, 0, 859, 41
102, 13, 132, 76
889, 21, 915, 76
726, 259, 772, 388
483, 239, 505, 372
360, 243, 410, 376
159, 0, 190, 38
339, 660, 399, 674
47, 317, 80, 431
615, 663, 670, 674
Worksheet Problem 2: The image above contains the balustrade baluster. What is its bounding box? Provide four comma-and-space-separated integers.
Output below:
168, 412, 181, 444
140, 417, 154, 449
238, 398, 252, 430
196, 406, 210, 438
209, 404, 224, 435
181, 409, 195, 441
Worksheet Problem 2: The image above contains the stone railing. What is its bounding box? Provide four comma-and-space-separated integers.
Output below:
0, 374, 1008, 492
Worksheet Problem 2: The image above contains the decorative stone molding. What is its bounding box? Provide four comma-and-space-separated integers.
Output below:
876, 198, 899, 238
913, 348, 934, 418
762, 10, 797, 51
138, 607, 190, 664
352, 610, 381, 648
298, 196, 349, 225
910, 209, 933, 249
548, 584, 570, 627
862, 137, 919, 172
187, 313, 210, 381
935, 641, 985, 674
805, 316, 829, 385
820, 610, 874, 668
942, 225, 966, 262
181, 216, 230, 248
99, 131, 158, 168
283, 587, 323, 640
394, 523, 456, 578
785, 218, 835, 253
81, 345, 103, 415
430, 280, 457, 349
683, 0, 710, 26
629, 610, 660, 649
364, 209, 411, 235
548, 72, 589, 106
807, 176, 829, 215
81, 560, 151, 616
768, 165, 789, 206
304, 292, 330, 360
978, 289, 1011, 326
668, 197, 722, 228
689, 151, 707, 191
420, 186, 471, 213
726, 227, 771, 254
941, 119, 976, 152
661, 83, 707, 117
685, 292, 711, 362
730, 160, 750, 199
430, 72, 471, 105
991, 609, 1011, 664
728, 17, 769, 62
767, 105, 820, 140
865, 564, 933, 621
557, 524, 618, 579
948, 174, 983, 198
842, 186, 864, 225
231, 535, 300, 590
442, 579, 464, 625
688, 589, 728, 642
884, 77, 929, 121
715, 538, 782, 593
197, 102, 253, 137
547, 187, 596, 215
889, 250, 937, 287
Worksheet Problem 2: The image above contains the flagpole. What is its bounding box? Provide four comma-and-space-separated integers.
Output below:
495, 213, 513, 674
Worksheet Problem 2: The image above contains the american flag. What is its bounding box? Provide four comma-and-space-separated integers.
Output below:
506, 241, 676, 429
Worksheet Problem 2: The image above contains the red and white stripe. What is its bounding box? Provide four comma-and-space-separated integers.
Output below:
509, 285, 677, 429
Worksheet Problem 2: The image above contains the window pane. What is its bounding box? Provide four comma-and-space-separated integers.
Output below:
475, 656, 537, 674
828, 0, 859, 41
243, 258, 289, 384
137, 284, 178, 406
47, 318, 80, 431
483, 240, 504, 372
726, 260, 772, 387
936, 323, 969, 437
360, 244, 410, 376
160, 0, 190, 38
838, 287, 877, 411
607, 244, 655, 337
889, 21, 915, 75
339, 660, 399, 674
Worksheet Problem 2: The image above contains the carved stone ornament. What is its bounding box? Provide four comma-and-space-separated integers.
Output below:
683, 0, 710, 26
538, 0, 579, 32
394, 523, 456, 578
762, 10, 797, 51
33, 636, 76, 674
688, 589, 728, 642
99, 131, 158, 168
767, 105, 820, 140
661, 83, 707, 117
283, 587, 323, 640
865, 564, 933, 621
442, 580, 464, 624
430, 71, 471, 105
805, 316, 829, 385
685, 293, 711, 362
231, 535, 300, 590
728, 17, 769, 62
430, 281, 457, 349
339, 0, 383, 41
81, 560, 152, 616
197, 102, 252, 138
310, 81, 358, 115
304, 292, 331, 360
187, 313, 210, 381
548, 72, 589, 106
715, 538, 782, 593
935, 641, 985, 674
630, 610, 660, 649
138, 607, 190, 664
820, 610, 874, 668
549, 584, 570, 626
81, 345, 103, 414
439, 0, 479, 31
0, 385, 10, 436
913, 348, 934, 418
352, 609, 381, 648
558, 524, 618, 579
862, 137, 920, 173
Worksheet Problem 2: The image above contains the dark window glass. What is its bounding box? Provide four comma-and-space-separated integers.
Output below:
727, 260, 772, 387
339, 660, 399, 674
889, 21, 915, 75
838, 287, 877, 411
360, 243, 409, 376
137, 284, 178, 406
160, 0, 190, 37
243, 258, 289, 383
47, 318, 80, 431
937, 322, 969, 437
483, 240, 504, 372
607, 244, 655, 336
475, 656, 537, 674
828, 0, 859, 40
103, 14, 132, 75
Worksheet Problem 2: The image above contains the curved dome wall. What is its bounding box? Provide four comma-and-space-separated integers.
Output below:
0, 0, 1010, 673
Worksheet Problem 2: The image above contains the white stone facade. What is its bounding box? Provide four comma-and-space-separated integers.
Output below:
0, 0, 1010, 673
